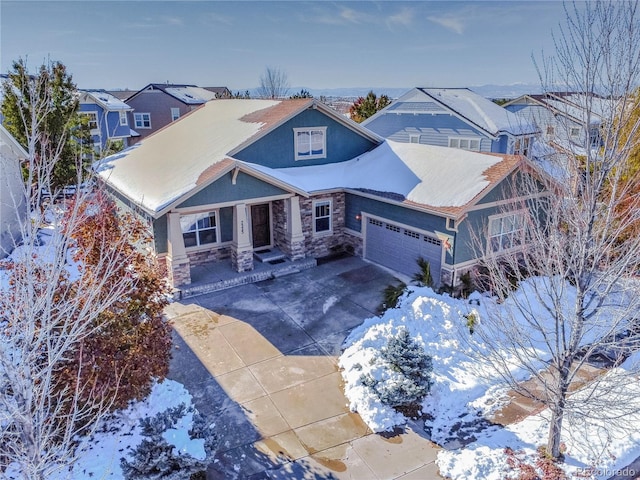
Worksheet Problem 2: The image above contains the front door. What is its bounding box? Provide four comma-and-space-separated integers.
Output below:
251, 203, 271, 249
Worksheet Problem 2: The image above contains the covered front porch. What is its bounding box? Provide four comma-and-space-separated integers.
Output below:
164, 195, 308, 289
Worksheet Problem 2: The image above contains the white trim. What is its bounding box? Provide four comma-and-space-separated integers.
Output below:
448, 136, 481, 151
134, 112, 152, 129
294, 126, 327, 161
171, 107, 181, 122
465, 191, 548, 213
344, 227, 362, 238
180, 210, 220, 249
409, 134, 420, 144
312, 198, 333, 235
486, 210, 527, 255
174, 193, 292, 214
119, 111, 128, 126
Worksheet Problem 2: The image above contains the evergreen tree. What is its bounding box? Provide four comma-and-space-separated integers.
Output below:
349, 91, 391, 123
290, 89, 313, 99
120, 404, 206, 480
1, 58, 92, 188
362, 328, 433, 411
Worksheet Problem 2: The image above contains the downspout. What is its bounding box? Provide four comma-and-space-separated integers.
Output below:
445, 215, 461, 288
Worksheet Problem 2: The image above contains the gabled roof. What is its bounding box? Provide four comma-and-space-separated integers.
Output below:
127, 83, 218, 105
504, 92, 607, 127
96, 99, 381, 218
248, 140, 524, 219
79, 90, 132, 111
364, 87, 538, 138
0, 124, 29, 160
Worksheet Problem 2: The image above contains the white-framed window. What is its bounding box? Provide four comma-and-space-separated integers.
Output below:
409, 134, 420, 144
570, 127, 581, 137
294, 127, 327, 160
180, 212, 217, 248
134, 113, 152, 129
449, 137, 481, 151
119, 111, 128, 126
313, 199, 332, 234
488, 211, 525, 253
171, 108, 180, 122
82, 111, 99, 131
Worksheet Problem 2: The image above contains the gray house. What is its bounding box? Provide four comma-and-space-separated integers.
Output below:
124, 84, 226, 144
98, 98, 538, 290
363, 87, 539, 157
0, 125, 28, 258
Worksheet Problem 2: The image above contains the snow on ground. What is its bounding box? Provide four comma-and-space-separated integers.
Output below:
340, 284, 640, 480
5, 380, 203, 480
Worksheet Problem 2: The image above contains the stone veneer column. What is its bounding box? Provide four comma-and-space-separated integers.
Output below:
286, 196, 306, 260
232, 203, 254, 272
166, 211, 191, 286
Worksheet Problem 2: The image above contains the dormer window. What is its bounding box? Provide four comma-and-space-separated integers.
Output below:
294, 127, 327, 160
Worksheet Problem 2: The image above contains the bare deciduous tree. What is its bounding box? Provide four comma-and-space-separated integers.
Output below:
472, 0, 640, 461
0, 63, 167, 479
257, 66, 290, 99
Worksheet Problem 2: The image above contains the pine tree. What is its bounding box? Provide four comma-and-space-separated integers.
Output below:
1, 58, 92, 188
120, 404, 206, 480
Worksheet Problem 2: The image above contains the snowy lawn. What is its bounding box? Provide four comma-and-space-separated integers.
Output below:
339, 285, 640, 480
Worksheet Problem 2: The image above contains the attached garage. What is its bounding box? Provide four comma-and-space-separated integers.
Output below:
364, 216, 443, 286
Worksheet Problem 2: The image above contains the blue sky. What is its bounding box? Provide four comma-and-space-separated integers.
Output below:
1, 1, 566, 92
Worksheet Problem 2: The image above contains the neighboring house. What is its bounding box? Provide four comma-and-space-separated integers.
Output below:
362, 88, 539, 157
203, 86, 232, 99
98, 98, 536, 290
78, 90, 135, 152
503, 92, 605, 153
0, 125, 28, 258
123, 84, 226, 143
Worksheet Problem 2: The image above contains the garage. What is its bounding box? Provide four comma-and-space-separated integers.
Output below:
364, 216, 443, 286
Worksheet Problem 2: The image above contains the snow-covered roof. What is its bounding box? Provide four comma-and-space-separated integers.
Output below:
80, 90, 132, 111
163, 86, 218, 104
419, 88, 538, 137
96, 99, 313, 216
247, 140, 521, 217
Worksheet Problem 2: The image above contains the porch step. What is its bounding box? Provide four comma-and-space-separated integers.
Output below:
176, 257, 317, 299
254, 248, 286, 263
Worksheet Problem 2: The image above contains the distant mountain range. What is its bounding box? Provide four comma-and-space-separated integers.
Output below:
282, 83, 544, 100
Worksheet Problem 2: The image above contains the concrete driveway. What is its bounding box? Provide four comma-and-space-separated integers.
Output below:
166, 256, 443, 479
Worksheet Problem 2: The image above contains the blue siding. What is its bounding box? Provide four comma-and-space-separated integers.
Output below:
153, 206, 233, 254
345, 193, 455, 264
363, 113, 493, 152
79, 104, 130, 150
177, 171, 288, 208
234, 108, 378, 168
105, 110, 130, 139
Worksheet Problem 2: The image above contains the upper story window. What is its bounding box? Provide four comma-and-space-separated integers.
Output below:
171, 108, 181, 122
119, 111, 128, 126
570, 127, 581, 138
82, 111, 99, 131
294, 127, 327, 160
134, 113, 152, 129
180, 212, 217, 248
313, 199, 332, 234
488, 212, 525, 254
409, 134, 420, 144
449, 137, 481, 151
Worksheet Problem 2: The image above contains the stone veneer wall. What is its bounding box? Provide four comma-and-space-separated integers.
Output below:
343, 231, 363, 257
272, 200, 287, 253
300, 192, 347, 258
165, 256, 191, 287
186, 245, 232, 267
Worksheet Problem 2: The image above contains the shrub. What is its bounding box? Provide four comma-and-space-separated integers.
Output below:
120, 404, 207, 480
381, 281, 407, 312
413, 257, 433, 287
361, 328, 433, 417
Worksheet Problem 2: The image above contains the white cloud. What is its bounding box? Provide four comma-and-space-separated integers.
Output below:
387, 7, 415, 27
427, 15, 465, 35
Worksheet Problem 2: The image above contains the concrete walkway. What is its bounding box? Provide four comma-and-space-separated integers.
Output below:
166, 257, 444, 479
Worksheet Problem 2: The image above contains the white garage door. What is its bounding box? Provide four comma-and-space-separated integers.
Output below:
365, 217, 442, 286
